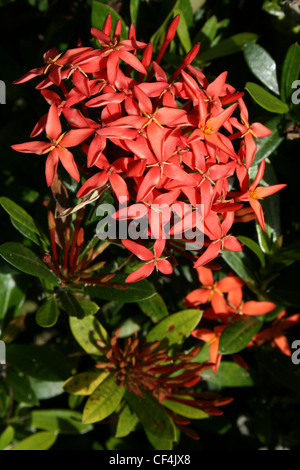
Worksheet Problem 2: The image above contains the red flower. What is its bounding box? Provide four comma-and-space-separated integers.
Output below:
237, 159, 286, 231
122, 238, 173, 283
184, 266, 243, 314
252, 310, 300, 355
12, 105, 93, 186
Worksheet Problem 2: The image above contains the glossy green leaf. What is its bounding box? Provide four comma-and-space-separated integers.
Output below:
0, 197, 41, 246
28, 378, 64, 400
174, 8, 192, 53
281, 42, 300, 101
178, 0, 193, 28
252, 115, 284, 166
70, 315, 109, 356
146, 309, 202, 346
12, 432, 57, 451
130, 0, 140, 25
0, 426, 14, 450
6, 368, 38, 405
219, 316, 264, 355
63, 371, 109, 396
138, 293, 169, 322
190, 0, 206, 12
244, 42, 279, 94
262, 0, 285, 18
256, 223, 272, 254
125, 391, 176, 441
0, 272, 26, 333
83, 375, 124, 424
145, 429, 174, 450
193, 15, 218, 47
118, 317, 141, 338
0, 243, 58, 285
30, 409, 93, 435
58, 289, 85, 319
163, 397, 208, 419
237, 236, 265, 266
84, 276, 156, 303
77, 299, 100, 316
245, 82, 289, 114
222, 250, 256, 285
7, 344, 71, 381
35, 296, 58, 328
195, 33, 258, 63
201, 361, 254, 387
115, 404, 138, 438
91, 1, 127, 42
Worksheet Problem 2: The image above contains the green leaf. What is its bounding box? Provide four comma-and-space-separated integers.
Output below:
0, 272, 26, 334
237, 236, 265, 267
256, 223, 272, 254
0, 243, 58, 286
163, 397, 208, 419
91, 1, 127, 42
222, 250, 256, 285
7, 344, 72, 381
281, 42, 300, 101
70, 315, 109, 356
130, 0, 140, 25
83, 375, 124, 424
190, 0, 206, 12
11, 432, 57, 451
115, 404, 138, 438
178, 0, 193, 28
77, 299, 100, 316
262, 0, 285, 18
84, 276, 156, 303
125, 391, 176, 441
58, 289, 85, 319
219, 316, 264, 355
6, 368, 38, 405
174, 8, 192, 53
0, 197, 41, 246
30, 409, 93, 435
146, 309, 202, 346
63, 371, 109, 396
138, 293, 169, 322
0, 426, 14, 450
118, 317, 141, 338
193, 15, 218, 47
35, 296, 58, 328
201, 361, 254, 387
252, 115, 284, 166
245, 82, 289, 114
195, 33, 258, 64
28, 378, 64, 400
243, 43, 279, 95
145, 429, 174, 450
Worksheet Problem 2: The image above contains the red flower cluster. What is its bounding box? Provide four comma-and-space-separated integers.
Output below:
12, 13, 286, 281
185, 266, 277, 371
